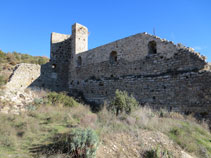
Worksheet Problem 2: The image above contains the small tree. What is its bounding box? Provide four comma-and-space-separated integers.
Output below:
109, 89, 139, 116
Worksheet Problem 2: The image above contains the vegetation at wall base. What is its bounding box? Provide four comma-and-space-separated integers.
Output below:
0, 90, 210, 158
46, 92, 79, 107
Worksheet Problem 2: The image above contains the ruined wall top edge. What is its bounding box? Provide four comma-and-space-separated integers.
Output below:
51, 32, 71, 44
50, 23, 207, 68
74, 33, 207, 67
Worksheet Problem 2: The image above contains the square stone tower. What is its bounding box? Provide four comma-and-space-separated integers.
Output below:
71, 23, 88, 55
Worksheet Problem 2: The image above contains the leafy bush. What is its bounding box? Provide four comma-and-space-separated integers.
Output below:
47, 92, 79, 107
108, 89, 139, 116
31, 128, 99, 158
69, 128, 99, 158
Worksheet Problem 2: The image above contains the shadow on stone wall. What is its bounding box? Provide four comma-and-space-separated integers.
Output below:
28, 62, 68, 92
28, 35, 72, 92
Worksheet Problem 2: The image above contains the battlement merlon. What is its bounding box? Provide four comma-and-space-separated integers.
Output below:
71, 23, 88, 55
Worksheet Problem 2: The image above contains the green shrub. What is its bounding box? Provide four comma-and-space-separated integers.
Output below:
108, 89, 139, 116
31, 128, 99, 158
47, 92, 79, 107
69, 128, 99, 158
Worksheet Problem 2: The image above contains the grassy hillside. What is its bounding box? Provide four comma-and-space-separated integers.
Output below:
0, 91, 210, 158
0, 50, 49, 87
0, 50, 49, 65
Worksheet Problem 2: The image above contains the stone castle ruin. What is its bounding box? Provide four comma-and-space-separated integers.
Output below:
6, 23, 211, 120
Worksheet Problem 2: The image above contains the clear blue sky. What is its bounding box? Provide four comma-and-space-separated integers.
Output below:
0, 0, 210, 61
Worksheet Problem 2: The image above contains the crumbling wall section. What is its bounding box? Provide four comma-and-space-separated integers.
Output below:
69, 34, 207, 81
70, 49, 207, 81
73, 33, 178, 67
5, 63, 41, 91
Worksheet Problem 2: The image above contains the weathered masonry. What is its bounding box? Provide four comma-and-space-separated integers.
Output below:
32, 23, 211, 120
